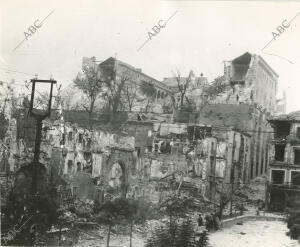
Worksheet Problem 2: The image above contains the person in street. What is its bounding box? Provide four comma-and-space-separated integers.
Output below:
205, 214, 213, 231
197, 213, 206, 233
205, 214, 211, 231
213, 211, 221, 230
211, 212, 216, 230
256, 207, 260, 216
198, 213, 204, 227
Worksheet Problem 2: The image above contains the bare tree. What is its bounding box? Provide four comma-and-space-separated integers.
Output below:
139, 81, 156, 113
61, 89, 73, 111
0, 82, 13, 140
103, 69, 131, 122
173, 70, 194, 108
203, 75, 227, 101
0, 81, 14, 115
73, 67, 105, 128
122, 82, 138, 112
198, 75, 228, 111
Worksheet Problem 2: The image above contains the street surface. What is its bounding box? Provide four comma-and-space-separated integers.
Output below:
210, 220, 298, 247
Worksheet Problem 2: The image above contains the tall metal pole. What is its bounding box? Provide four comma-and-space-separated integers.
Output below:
29, 79, 56, 194
230, 132, 236, 216
32, 117, 43, 194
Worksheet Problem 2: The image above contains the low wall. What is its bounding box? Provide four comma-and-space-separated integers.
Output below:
221, 215, 285, 229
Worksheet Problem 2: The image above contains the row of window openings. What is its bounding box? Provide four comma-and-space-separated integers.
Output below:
60, 132, 91, 148
271, 170, 300, 186
274, 144, 300, 164
67, 159, 92, 173
156, 90, 167, 99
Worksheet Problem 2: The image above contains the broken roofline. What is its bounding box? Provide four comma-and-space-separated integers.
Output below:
231, 52, 279, 79
268, 113, 300, 123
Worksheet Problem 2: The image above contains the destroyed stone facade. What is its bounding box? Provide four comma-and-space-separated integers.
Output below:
1, 52, 282, 208
173, 52, 278, 182
220, 52, 278, 112
121, 118, 250, 202
175, 104, 271, 183
267, 111, 300, 211
14, 111, 136, 201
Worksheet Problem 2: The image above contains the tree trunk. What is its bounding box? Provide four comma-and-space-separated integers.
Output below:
107, 224, 111, 247
110, 100, 119, 123
169, 215, 176, 247
230, 183, 234, 215
180, 94, 184, 107
88, 111, 92, 130
129, 221, 133, 247
219, 203, 224, 220
58, 223, 62, 246
88, 99, 95, 129
109, 109, 114, 123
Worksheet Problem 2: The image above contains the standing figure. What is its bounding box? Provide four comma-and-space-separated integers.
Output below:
198, 213, 204, 227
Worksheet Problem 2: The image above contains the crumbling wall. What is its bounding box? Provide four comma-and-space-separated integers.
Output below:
13, 115, 136, 200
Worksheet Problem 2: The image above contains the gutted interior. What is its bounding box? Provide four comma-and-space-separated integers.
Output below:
230, 52, 251, 83
273, 121, 291, 139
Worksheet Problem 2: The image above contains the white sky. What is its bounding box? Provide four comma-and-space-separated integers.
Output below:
1, 0, 300, 113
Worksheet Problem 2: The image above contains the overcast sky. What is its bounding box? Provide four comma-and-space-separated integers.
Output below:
1, 0, 300, 112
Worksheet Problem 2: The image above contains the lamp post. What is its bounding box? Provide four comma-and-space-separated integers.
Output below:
29, 78, 56, 194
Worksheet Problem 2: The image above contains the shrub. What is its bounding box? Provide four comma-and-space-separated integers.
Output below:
145, 219, 209, 247
287, 213, 300, 229
290, 224, 300, 240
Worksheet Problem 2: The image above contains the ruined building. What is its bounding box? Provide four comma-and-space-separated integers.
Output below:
15, 109, 137, 201
220, 52, 278, 112
174, 52, 278, 183
121, 116, 251, 202
267, 111, 300, 211
4, 52, 281, 205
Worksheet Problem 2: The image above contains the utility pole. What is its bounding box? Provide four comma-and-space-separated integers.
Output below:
31, 116, 43, 193
29, 79, 56, 194
230, 132, 236, 216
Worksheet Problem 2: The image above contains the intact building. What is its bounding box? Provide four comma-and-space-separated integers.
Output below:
62, 56, 173, 113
